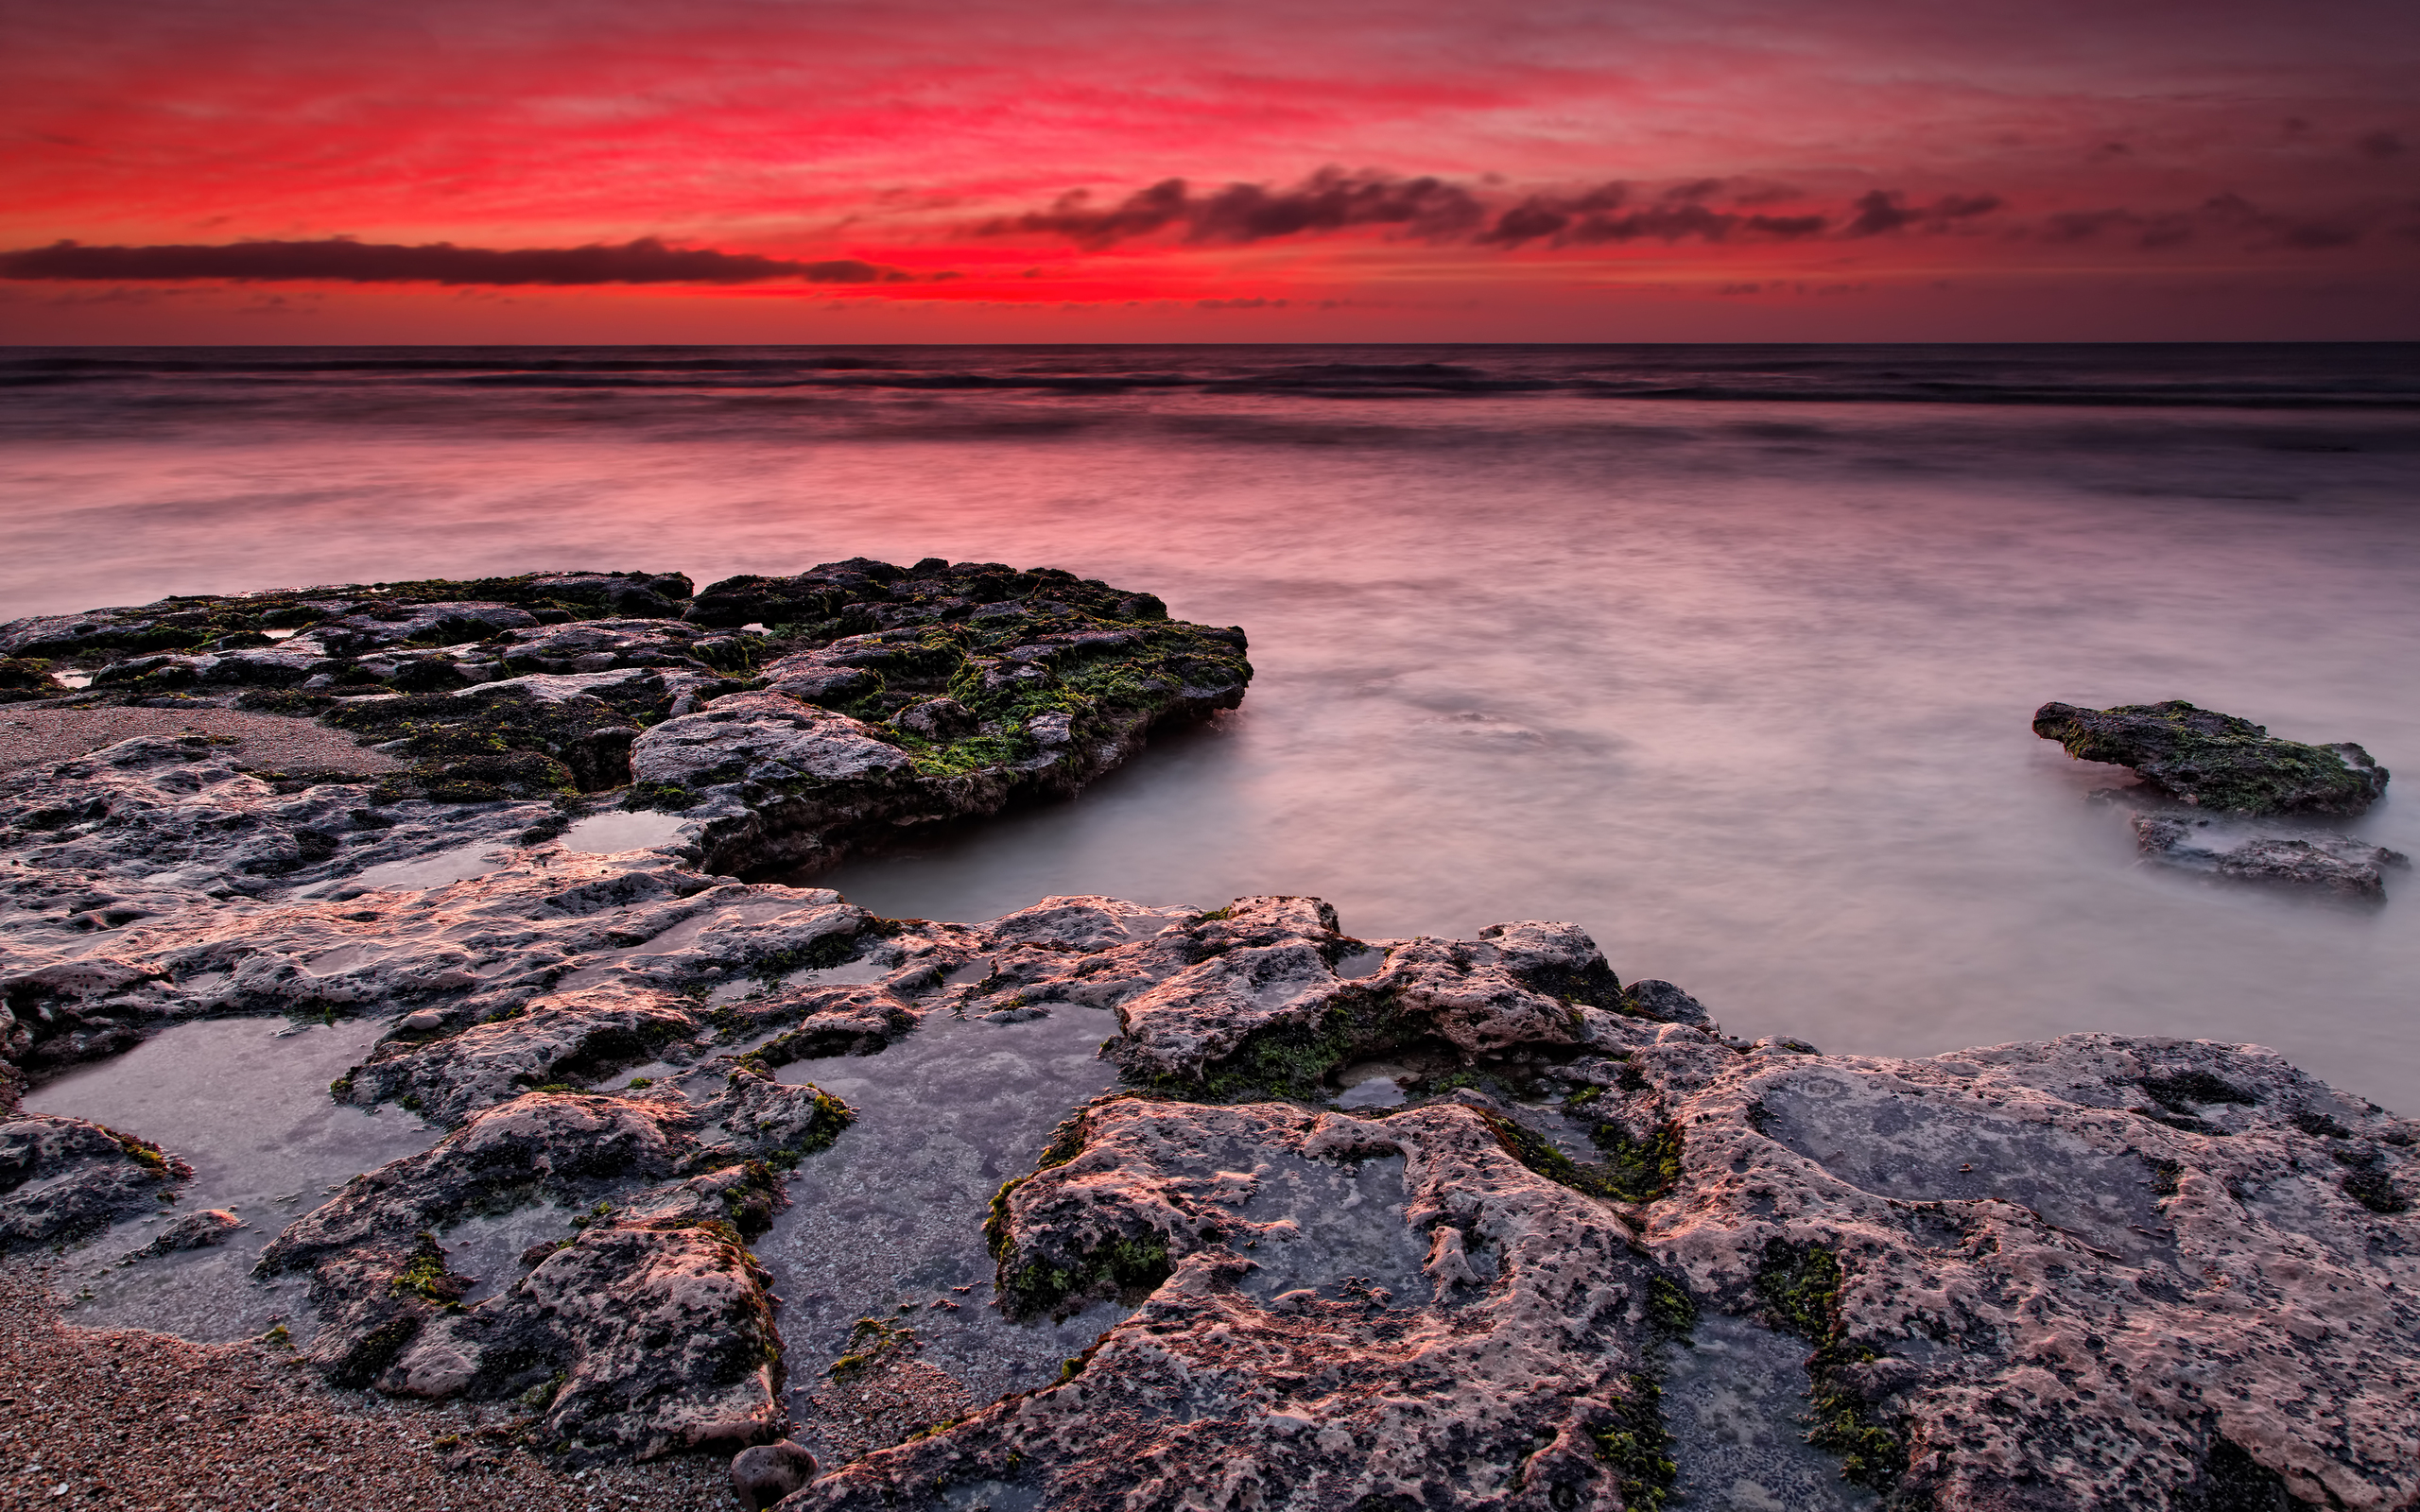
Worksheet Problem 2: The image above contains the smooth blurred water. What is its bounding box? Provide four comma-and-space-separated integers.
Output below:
5, 345, 2416, 1108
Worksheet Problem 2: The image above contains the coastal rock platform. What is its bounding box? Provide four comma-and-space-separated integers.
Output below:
0, 593, 2411, 1509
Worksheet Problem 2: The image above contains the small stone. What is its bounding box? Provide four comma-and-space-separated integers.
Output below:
730, 1439, 817, 1511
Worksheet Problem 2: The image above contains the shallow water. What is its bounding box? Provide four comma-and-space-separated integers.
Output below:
1665, 1314, 1879, 1512
556, 808, 692, 854
757, 1006, 1127, 1449
25, 1019, 441, 1339
5, 345, 2418, 1109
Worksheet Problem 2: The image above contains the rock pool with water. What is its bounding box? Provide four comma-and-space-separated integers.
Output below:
758, 1006, 1127, 1439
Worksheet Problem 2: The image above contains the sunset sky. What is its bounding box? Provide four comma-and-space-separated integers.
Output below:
4, 0, 2414, 342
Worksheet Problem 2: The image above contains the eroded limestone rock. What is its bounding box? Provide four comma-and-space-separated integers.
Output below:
0, 558, 1250, 873
813, 1094, 1675, 1512
0, 1112, 190, 1251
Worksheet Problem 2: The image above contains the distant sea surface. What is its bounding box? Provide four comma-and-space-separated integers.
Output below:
7, 344, 2419, 1108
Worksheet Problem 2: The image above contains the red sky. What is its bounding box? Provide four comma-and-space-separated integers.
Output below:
3, 0, 2415, 342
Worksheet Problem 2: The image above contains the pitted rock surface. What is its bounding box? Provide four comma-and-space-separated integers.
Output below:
0, 1111, 190, 1250
1636, 1032, 2420, 1511
810, 1095, 1673, 1512
0, 558, 1250, 868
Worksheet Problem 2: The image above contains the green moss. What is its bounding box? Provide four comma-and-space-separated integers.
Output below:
623, 781, 698, 812
1478, 1110, 1683, 1207
110, 1132, 172, 1178
332, 1314, 423, 1388
1588, 1374, 1676, 1511
1589, 1121, 1685, 1204
750, 929, 862, 986
984, 1177, 1028, 1260
1158, 988, 1404, 1102
995, 1233, 1171, 1319
328, 682, 666, 803
1754, 1239, 1909, 1494
2036, 699, 2382, 815
830, 1316, 915, 1375
1646, 1275, 1698, 1339
389, 1232, 469, 1304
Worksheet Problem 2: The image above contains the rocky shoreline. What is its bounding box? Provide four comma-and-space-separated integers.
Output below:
2, 577, 2413, 1510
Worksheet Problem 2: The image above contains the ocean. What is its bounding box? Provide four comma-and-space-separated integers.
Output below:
5, 343, 2417, 1108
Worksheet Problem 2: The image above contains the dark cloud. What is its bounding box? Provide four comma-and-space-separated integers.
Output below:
994, 180, 1189, 252
2029, 195, 2382, 251
1190, 169, 1484, 243
2358, 130, 2406, 160
1484, 193, 1831, 247
987, 169, 1483, 250
1474, 182, 1630, 246
1844, 191, 2005, 236
997, 173, 2021, 252
0, 237, 919, 285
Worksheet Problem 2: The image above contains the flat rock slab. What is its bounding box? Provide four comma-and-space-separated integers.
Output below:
0, 707, 403, 778
2134, 810, 2409, 896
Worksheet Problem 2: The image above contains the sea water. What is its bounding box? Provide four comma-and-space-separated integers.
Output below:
5, 344, 2417, 1109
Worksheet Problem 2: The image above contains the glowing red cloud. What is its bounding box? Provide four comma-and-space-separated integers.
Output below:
2, 0, 2413, 339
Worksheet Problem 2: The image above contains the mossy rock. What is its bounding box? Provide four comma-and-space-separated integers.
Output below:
2033, 699, 2388, 816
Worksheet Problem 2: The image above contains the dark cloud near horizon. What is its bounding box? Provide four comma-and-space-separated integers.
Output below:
2039, 193, 2389, 250
993, 171, 2024, 250
1843, 190, 2005, 236
0, 236, 918, 285
991, 169, 1485, 250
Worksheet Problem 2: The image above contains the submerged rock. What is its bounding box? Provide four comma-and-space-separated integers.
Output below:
2133, 811, 2409, 896
129, 1206, 242, 1257
2033, 699, 2389, 816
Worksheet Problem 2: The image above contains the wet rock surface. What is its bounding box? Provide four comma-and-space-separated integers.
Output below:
2131, 810, 2409, 897
2034, 698, 2389, 816
0, 558, 1252, 868
3, 620, 2413, 1504
0, 1111, 189, 1250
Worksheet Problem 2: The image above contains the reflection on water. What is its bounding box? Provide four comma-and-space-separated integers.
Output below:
24, 1019, 441, 1339
557, 808, 692, 854
759, 1007, 1125, 1455
6, 346, 2418, 1108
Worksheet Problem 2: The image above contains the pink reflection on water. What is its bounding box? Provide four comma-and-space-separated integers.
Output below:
5, 394, 2418, 1107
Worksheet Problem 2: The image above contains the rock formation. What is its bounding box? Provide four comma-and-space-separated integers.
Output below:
2035, 700, 2401, 895
0, 558, 1252, 872
0, 603, 2411, 1506
2032, 700, 2388, 816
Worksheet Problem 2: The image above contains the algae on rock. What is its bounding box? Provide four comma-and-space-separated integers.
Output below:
2032, 698, 2388, 816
